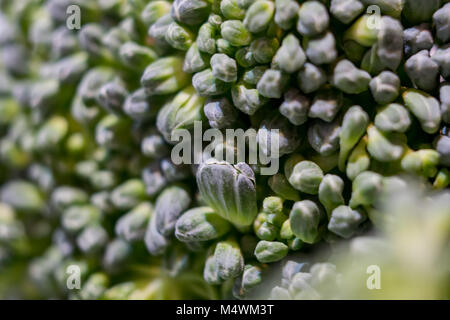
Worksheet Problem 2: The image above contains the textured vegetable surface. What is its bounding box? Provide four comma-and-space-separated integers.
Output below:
0, 0, 450, 300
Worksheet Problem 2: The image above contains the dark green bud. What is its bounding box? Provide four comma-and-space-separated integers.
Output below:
297, 63, 327, 94
183, 43, 209, 74
214, 240, 244, 280
175, 206, 231, 242
78, 68, 115, 106
254, 214, 278, 241
204, 97, 238, 129
234, 265, 262, 297
257, 69, 289, 99
155, 186, 191, 236
90, 170, 118, 191
441, 84, 450, 124
308, 119, 341, 156
210, 53, 238, 82
231, 82, 268, 115
204, 254, 221, 284
347, 137, 370, 180
149, 14, 174, 41
171, 0, 211, 25
279, 88, 310, 126
403, 0, 440, 24
304, 32, 337, 65
374, 103, 411, 133
35, 116, 69, 151
141, 56, 189, 96
221, 20, 252, 47
349, 171, 383, 208
116, 202, 153, 242
255, 240, 288, 263
141, 132, 169, 159
377, 16, 403, 71
221, 0, 246, 20
244, 0, 275, 34
96, 79, 128, 115
142, 163, 168, 196
165, 22, 195, 50
41, 53, 89, 84
435, 135, 450, 167
119, 42, 158, 70
197, 22, 218, 54
403, 89, 441, 134
103, 239, 132, 273
144, 213, 170, 255
288, 161, 324, 195
431, 45, 450, 79
124, 88, 160, 121
110, 179, 147, 210
160, 158, 191, 182
250, 37, 279, 64
95, 114, 131, 149
309, 88, 343, 122
79, 273, 109, 300
404, 25, 433, 57
51, 186, 88, 212
1, 180, 45, 214
77, 225, 108, 254
273, 34, 306, 73
268, 173, 300, 201
102, 26, 132, 57
333, 59, 371, 94
258, 114, 301, 156
217, 38, 236, 56
197, 159, 258, 227
367, 125, 406, 162
289, 200, 321, 243
141, 1, 171, 27
330, 0, 364, 24
62, 205, 101, 234
235, 46, 256, 68
401, 149, 440, 177
192, 68, 231, 96
156, 86, 205, 142
339, 106, 370, 171
433, 3, 450, 43
369, 71, 400, 105
328, 205, 364, 238
433, 168, 450, 189
319, 174, 345, 219
274, 0, 299, 30
405, 50, 439, 92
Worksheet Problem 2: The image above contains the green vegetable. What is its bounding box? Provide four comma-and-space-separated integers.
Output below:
1, 0, 450, 301
254, 240, 288, 263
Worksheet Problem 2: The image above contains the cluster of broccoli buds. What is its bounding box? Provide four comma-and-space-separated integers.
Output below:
0, 0, 450, 299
